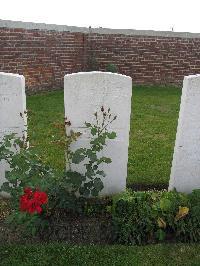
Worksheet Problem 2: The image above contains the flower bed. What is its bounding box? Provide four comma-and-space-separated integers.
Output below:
1, 188, 200, 245
0, 106, 199, 246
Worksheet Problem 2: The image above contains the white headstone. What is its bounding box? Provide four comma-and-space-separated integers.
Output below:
64, 72, 132, 195
169, 74, 200, 193
0, 72, 27, 197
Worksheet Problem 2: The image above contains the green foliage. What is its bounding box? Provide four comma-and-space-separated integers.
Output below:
112, 189, 200, 245
0, 134, 56, 208
0, 107, 117, 236
106, 63, 118, 73
0, 134, 57, 236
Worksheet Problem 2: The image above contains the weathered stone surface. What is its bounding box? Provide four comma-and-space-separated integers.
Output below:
0, 72, 26, 196
64, 72, 132, 195
169, 74, 200, 193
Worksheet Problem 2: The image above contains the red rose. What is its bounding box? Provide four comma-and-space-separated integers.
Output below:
19, 187, 48, 215
24, 187, 32, 195
33, 191, 48, 205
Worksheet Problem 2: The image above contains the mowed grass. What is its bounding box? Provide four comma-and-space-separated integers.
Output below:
27, 85, 181, 185
128, 85, 181, 184
0, 243, 199, 266
27, 91, 66, 171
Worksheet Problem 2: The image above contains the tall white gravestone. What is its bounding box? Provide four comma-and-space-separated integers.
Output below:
169, 74, 200, 193
0, 72, 27, 197
64, 72, 132, 195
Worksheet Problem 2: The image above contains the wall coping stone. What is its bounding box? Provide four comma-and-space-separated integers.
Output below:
1, 19, 200, 39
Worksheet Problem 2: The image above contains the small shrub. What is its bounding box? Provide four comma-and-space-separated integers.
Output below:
112, 189, 200, 245
106, 63, 118, 73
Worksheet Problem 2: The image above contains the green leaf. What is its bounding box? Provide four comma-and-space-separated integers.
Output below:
84, 181, 94, 189
0, 182, 10, 192
98, 135, 106, 145
85, 167, 95, 178
5, 173, 19, 182
91, 188, 99, 197
98, 157, 112, 164
93, 178, 104, 192
72, 148, 86, 164
91, 127, 97, 136
66, 171, 86, 187
96, 170, 106, 177
107, 132, 117, 139
156, 229, 166, 241
85, 122, 91, 127
160, 198, 172, 211
79, 186, 90, 197
86, 150, 97, 162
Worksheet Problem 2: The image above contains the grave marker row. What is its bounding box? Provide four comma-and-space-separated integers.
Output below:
0, 71, 200, 197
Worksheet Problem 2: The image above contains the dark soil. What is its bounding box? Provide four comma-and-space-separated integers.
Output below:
42, 215, 113, 244
127, 183, 168, 191
0, 216, 113, 245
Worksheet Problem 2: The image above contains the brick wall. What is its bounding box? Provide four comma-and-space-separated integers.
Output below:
0, 27, 86, 93
86, 33, 200, 85
1, 20, 200, 92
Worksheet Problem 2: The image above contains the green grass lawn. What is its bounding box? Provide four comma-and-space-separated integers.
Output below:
0, 243, 199, 266
27, 85, 181, 185
128, 85, 181, 184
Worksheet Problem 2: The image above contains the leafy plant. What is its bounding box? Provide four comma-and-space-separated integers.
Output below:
66, 106, 117, 198
112, 189, 200, 245
0, 107, 117, 236
106, 63, 118, 73
0, 133, 57, 235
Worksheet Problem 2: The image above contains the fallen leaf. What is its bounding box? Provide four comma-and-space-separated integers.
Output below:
157, 217, 166, 229
175, 206, 189, 221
